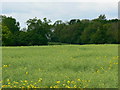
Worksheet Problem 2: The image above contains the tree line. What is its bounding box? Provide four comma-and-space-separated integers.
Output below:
0, 15, 119, 46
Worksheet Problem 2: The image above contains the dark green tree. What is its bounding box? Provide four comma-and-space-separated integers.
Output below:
26, 17, 51, 45
1, 15, 20, 33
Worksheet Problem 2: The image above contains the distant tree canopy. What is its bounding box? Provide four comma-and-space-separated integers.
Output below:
1, 14, 119, 46
25, 17, 51, 45
1, 15, 20, 46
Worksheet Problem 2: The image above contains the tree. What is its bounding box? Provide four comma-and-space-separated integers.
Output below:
69, 19, 80, 25
1, 15, 119, 46
26, 17, 51, 45
51, 20, 66, 42
1, 15, 20, 33
2, 25, 14, 46
98, 14, 106, 20
104, 22, 118, 43
1, 15, 20, 46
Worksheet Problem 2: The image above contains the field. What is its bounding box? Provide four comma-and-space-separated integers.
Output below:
2, 44, 118, 88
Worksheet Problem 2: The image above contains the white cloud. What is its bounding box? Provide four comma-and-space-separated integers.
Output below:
1, 2, 118, 28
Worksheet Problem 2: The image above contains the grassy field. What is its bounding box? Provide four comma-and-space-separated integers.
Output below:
2, 44, 118, 88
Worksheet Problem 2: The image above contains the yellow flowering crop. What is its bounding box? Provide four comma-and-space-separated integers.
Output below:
67, 81, 70, 84
25, 72, 28, 75
56, 81, 60, 84
77, 79, 81, 81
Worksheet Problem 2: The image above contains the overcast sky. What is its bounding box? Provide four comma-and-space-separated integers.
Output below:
1, 1, 118, 28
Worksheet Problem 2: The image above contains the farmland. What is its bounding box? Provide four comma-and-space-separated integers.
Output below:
2, 44, 118, 88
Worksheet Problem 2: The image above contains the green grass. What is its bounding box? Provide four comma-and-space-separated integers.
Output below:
2, 44, 118, 88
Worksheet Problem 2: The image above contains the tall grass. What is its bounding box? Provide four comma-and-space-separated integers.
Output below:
2, 45, 118, 88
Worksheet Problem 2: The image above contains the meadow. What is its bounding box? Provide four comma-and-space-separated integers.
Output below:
2, 44, 118, 88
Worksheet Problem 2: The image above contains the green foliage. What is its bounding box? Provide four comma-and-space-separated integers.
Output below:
1, 16, 52, 46
1, 15, 20, 46
26, 17, 51, 45
1, 14, 119, 46
2, 26, 14, 46
1, 15, 20, 33
52, 15, 119, 44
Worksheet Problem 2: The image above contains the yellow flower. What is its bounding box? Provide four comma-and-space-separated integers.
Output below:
38, 78, 42, 82
50, 86, 52, 88
7, 85, 10, 87
114, 63, 118, 64
2, 85, 7, 88
14, 86, 16, 88
38, 79, 42, 82
74, 85, 77, 88
3, 65, 8, 67
21, 86, 24, 88
77, 79, 81, 81
24, 80, 27, 83
96, 70, 99, 73
63, 84, 66, 86
25, 72, 28, 74
23, 84, 26, 85
7, 79, 10, 82
65, 85, 70, 88
27, 86, 30, 88
56, 81, 60, 84
14, 82, 19, 84
53, 85, 58, 88
67, 81, 70, 84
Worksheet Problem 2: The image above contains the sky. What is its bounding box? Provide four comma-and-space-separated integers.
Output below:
1, 0, 119, 28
